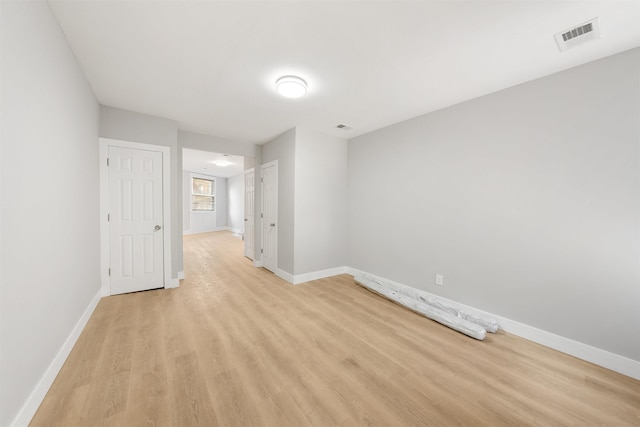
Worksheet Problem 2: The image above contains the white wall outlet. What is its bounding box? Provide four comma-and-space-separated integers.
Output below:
435, 274, 444, 286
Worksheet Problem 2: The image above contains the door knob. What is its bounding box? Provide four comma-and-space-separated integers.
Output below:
154, 225, 162, 231
270, 223, 276, 227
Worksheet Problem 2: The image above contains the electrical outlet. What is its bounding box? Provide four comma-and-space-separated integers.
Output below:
435, 274, 444, 286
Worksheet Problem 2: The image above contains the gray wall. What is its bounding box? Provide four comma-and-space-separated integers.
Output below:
99, 105, 182, 278
179, 130, 259, 159
182, 170, 191, 231
261, 128, 348, 277
216, 177, 228, 227
182, 171, 226, 233
262, 128, 296, 274
227, 173, 245, 233
1, 2, 101, 425
294, 128, 348, 275
348, 48, 640, 361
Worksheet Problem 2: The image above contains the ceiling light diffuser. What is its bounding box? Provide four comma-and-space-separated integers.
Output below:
276, 76, 307, 98
213, 160, 231, 167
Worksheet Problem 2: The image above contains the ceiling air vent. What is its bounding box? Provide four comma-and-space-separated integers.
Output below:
555, 18, 600, 52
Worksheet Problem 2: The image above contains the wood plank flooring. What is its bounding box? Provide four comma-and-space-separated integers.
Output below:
31, 231, 640, 426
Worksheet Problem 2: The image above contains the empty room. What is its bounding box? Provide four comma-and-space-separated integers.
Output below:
1, 1, 639, 426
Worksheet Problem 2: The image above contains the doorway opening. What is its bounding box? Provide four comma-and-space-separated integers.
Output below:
182, 148, 245, 236
181, 148, 256, 275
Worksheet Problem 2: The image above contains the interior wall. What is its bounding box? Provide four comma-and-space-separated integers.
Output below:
182, 170, 191, 231
99, 105, 182, 279
183, 171, 227, 234
261, 128, 296, 274
294, 128, 348, 275
179, 130, 260, 158
216, 177, 228, 228
1, 2, 101, 425
228, 173, 245, 234
348, 48, 640, 362
244, 156, 256, 171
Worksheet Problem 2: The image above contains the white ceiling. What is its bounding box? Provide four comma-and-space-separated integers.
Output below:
183, 149, 244, 178
49, 1, 640, 144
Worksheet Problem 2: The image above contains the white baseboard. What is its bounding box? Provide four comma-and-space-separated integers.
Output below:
496, 315, 640, 380
10, 290, 102, 427
262, 261, 347, 285
166, 278, 180, 289
293, 266, 348, 285
267, 266, 348, 285
347, 268, 640, 380
183, 227, 232, 236
177, 271, 185, 280
228, 227, 243, 235
275, 268, 295, 284
253, 260, 264, 268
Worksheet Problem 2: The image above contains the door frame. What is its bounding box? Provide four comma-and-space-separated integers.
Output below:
99, 137, 173, 297
244, 167, 255, 260
260, 160, 278, 273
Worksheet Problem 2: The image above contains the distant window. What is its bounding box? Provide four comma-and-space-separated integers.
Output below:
192, 177, 215, 211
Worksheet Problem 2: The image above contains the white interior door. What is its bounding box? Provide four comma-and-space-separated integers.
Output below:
108, 146, 164, 295
244, 169, 255, 260
261, 162, 278, 273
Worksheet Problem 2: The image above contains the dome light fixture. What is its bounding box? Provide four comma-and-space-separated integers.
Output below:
276, 75, 307, 98
213, 160, 231, 167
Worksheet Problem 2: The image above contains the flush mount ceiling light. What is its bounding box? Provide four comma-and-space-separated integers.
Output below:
213, 160, 231, 167
276, 75, 307, 98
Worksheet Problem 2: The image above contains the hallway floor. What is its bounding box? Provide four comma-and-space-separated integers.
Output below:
31, 231, 640, 426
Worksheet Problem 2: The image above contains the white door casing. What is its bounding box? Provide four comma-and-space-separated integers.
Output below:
261, 161, 278, 273
99, 138, 174, 297
244, 168, 255, 260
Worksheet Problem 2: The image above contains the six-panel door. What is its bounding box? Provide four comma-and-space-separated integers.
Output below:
108, 146, 164, 295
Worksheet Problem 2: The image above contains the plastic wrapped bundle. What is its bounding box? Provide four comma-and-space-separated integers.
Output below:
355, 275, 487, 341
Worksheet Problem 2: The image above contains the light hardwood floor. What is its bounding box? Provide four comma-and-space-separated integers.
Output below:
32, 231, 640, 426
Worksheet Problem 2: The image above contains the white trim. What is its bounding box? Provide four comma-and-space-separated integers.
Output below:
166, 278, 180, 289
229, 227, 243, 235
292, 266, 348, 285
99, 138, 174, 295
275, 268, 294, 284
263, 266, 349, 286
183, 226, 231, 236
347, 268, 640, 380
260, 160, 278, 274
10, 290, 102, 427
177, 271, 185, 280
244, 167, 256, 260
253, 260, 264, 268
98, 142, 110, 297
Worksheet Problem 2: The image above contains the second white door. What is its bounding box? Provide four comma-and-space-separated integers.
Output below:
261, 162, 278, 273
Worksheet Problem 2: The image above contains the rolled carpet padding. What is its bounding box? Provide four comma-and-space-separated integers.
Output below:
355, 275, 487, 341
355, 273, 499, 333
417, 295, 499, 333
